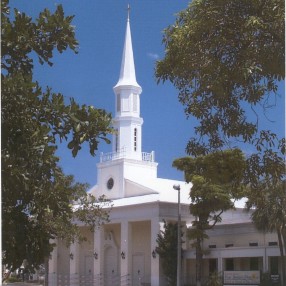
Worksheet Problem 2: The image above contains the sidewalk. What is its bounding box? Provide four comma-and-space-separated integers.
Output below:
3, 283, 43, 286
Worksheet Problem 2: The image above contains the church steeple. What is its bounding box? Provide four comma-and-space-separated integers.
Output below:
114, 5, 141, 90
112, 5, 143, 160
96, 6, 158, 199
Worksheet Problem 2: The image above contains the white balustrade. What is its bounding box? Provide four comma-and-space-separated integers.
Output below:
100, 148, 155, 163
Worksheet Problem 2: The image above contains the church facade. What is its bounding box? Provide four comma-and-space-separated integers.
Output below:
48, 11, 282, 286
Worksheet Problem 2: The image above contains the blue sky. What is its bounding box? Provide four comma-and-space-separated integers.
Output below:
10, 0, 285, 187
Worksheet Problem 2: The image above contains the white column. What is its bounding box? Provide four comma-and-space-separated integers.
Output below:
94, 228, 104, 283
151, 219, 164, 286
69, 242, 80, 286
48, 240, 58, 286
121, 221, 132, 285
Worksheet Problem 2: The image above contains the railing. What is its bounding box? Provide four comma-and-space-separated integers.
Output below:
79, 274, 97, 286
49, 272, 149, 286
142, 151, 155, 162
52, 273, 104, 286
184, 275, 219, 286
100, 148, 155, 163
93, 273, 104, 286
57, 274, 69, 286
100, 148, 126, 162
121, 274, 131, 286
49, 273, 153, 286
103, 273, 120, 286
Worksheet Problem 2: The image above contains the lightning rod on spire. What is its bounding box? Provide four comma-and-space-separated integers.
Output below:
127, 4, 130, 21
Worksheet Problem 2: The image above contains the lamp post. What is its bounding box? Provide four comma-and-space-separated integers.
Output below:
173, 184, 181, 286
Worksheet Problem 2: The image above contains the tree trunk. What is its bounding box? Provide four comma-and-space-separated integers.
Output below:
277, 228, 286, 286
196, 238, 203, 286
277, 228, 286, 285
282, 227, 286, 254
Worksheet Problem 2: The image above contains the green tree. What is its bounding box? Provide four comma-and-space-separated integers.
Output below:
156, 0, 284, 156
173, 149, 246, 286
205, 272, 222, 286
1, 0, 113, 274
156, 220, 183, 286
155, 0, 285, 187
246, 181, 286, 285
156, 1, 285, 282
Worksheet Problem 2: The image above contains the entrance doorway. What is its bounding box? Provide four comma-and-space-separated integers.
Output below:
104, 246, 119, 286
84, 256, 93, 286
132, 254, 145, 286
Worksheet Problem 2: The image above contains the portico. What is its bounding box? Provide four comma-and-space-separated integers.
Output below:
48, 196, 192, 286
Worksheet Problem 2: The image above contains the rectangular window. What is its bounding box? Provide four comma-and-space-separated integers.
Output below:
249, 242, 258, 247
134, 128, 137, 151
270, 257, 279, 274
209, 245, 216, 249
269, 241, 278, 246
225, 243, 233, 248
115, 130, 119, 152
225, 258, 234, 271
209, 259, 217, 274
250, 257, 259, 270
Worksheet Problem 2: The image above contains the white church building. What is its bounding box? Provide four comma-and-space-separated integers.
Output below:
48, 10, 283, 286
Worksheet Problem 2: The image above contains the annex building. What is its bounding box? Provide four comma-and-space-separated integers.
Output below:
48, 10, 283, 286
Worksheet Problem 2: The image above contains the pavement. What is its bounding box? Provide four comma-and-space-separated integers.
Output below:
3, 283, 43, 286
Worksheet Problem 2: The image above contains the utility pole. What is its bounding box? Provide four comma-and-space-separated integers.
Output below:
173, 184, 181, 286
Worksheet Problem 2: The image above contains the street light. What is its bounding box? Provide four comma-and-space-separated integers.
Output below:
173, 184, 181, 286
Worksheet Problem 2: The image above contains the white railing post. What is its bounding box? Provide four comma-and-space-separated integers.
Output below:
151, 151, 155, 162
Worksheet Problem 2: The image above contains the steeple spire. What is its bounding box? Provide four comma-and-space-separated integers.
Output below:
114, 4, 141, 89
112, 6, 143, 160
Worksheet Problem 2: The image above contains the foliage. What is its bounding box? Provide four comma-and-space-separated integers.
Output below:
173, 149, 246, 286
5, 276, 22, 283
246, 181, 286, 284
156, 0, 285, 195
156, 0, 284, 156
247, 181, 286, 249
260, 272, 272, 286
156, 220, 183, 286
173, 149, 246, 225
157, 2, 285, 283
1, 0, 113, 272
204, 272, 222, 286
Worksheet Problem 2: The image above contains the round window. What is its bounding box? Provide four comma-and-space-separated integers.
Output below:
107, 178, 114, 190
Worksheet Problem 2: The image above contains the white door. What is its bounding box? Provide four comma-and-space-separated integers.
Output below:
84, 256, 93, 286
85, 256, 93, 275
104, 246, 119, 286
132, 254, 145, 286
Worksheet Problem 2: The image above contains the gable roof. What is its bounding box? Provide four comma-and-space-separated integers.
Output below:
89, 177, 247, 209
